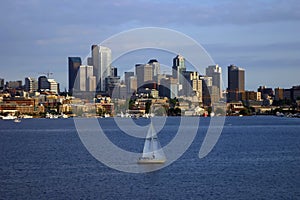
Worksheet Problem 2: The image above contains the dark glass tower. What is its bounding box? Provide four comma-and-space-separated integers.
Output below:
68, 57, 82, 94
172, 55, 186, 84
227, 64, 245, 101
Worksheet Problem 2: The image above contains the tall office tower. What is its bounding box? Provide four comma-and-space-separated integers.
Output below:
227, 65, 245, 102
87, 76, 96, 92
159, 77, 178, 99
78, 65, 94, 91
87, 57, 93, 66
68, 57, 82, 94
135, 64, 153, 90
124, 71, 135, 93
110, 67, 118, 77
38, 76, 50, 91
206, 64, 222, 98
148, 59, 160, 78
0, 78, 4, 90
129, 76, 137, 95
105, 76, 120, 96
24, 77, 38, 92
182, 71, 202, 101
172, 55, 186, 84
91, 45, 112, 92
201, 76, 219, 106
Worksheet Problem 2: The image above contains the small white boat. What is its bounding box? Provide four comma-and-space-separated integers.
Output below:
138, 123, 166, 164
2, 115, 17, 120
14, 118, 21, 123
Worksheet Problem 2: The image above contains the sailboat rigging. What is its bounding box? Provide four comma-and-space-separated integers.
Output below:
138, 123, 166, 164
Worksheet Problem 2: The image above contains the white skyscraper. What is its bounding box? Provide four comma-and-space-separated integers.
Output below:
92, 45, 112, 92
78, 65, 94, 91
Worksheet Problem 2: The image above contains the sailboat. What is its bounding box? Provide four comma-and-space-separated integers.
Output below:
138, 123, 166, 164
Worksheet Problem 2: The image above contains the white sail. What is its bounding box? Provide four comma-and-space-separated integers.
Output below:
138, 123, 166, 164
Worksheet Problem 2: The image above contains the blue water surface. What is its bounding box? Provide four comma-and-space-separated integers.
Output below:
0, 116, 300, 199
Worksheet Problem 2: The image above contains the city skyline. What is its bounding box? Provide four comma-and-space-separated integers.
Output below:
1, 1, 300, 90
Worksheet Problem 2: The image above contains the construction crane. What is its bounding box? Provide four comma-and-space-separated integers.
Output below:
39, 71, 53, 78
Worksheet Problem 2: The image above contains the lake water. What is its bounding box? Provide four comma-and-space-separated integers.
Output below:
0, 116, 300, 199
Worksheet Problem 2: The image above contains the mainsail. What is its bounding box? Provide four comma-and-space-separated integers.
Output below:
138, 123, 166, 164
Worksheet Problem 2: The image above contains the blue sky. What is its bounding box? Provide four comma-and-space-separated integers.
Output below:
0, 0, 299, 91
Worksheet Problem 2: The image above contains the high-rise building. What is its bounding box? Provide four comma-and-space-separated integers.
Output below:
206, 64, 222, 98
110, 67, 118, 77
87, 57, 93, 66
172, 55, 186, 84
182, 71, 202, 101
38, 76, 59, 94
77, 65, 94, 91
87, 76, 96, 92
91, 45, 112, 92
124, 71, 135, 94
0, 78, 4, 90
25, 77, 38, 92
38, 76, 49, 91
148, 59, 160, 78
258, 86, 274, 99
129, 76, 137, 95
135, 64, 153, 90
275, 87, 284, 101
227, 65, 245, 102
47, 79, 59, 94
68, 57, 82, 94
201, 76, 220, 106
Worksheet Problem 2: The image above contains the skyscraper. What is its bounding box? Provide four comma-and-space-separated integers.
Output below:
38, 76, 49, 91
172, 55, 186, 84
91, 45, 112, 92
227, 65, 245, 102
148, 59, 160, 77
0, 78, 4, 90
124, 71, 134, 93
68, 57, 82, 94
135, 64, 153, 90
206, 64, 222, 98
25, 77, 38, 92
78, 65, 94, 91
182, 71, 202, 101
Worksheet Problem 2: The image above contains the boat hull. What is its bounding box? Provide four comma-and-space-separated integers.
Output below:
137, 158, 166, 164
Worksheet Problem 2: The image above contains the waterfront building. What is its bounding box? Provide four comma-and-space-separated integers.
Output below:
258, 86, 274, 100
275, 87, 284, 101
